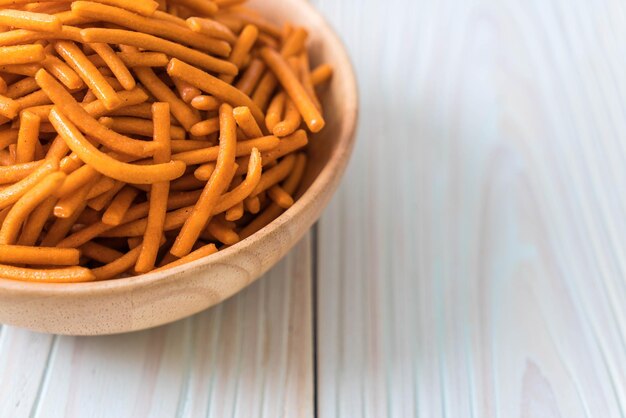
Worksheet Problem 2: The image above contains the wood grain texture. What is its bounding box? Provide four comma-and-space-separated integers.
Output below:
0, 235, 313, 418
312, 0, 626, 417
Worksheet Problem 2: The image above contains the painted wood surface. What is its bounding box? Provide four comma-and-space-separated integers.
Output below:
313, 0, 626, 417
0, 236, 313, 418
1, 0, 626, 417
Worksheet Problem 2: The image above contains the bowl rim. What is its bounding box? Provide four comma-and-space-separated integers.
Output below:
0, 0, 359, 298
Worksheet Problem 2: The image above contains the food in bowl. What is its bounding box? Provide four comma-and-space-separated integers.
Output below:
0, 0, 333, 282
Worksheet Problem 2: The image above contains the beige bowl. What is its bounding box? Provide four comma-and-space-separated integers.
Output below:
0, 0, 358, 335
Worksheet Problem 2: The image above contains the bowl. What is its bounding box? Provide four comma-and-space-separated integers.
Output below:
0, 0, 358, 335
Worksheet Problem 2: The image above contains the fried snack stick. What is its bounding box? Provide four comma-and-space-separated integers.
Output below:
220, 24, 258, 84
15, 111, 40, 163
0, 264, 94, 283
133, 65, 200, 131
80, 28, 237, 76
17, 195, 56, 245
233, 106, 263, 138
54, 40, 122, 110
240, 153, 306, 239
36, 69, 157, 157
0, 245, 78, 265
49, 107, 186, 184
0, 44, 45, 66
0, 171, 66, 244
186, 17, 236, 43
172, 135, 278, 165
0, 9, 62, 33
0, 157, 58, 210
154, 243, 217, 272
166, 58, 263, 126
79, 241, 123, 264
42, 53, 84, 89
260, 47, 324, 133
72, 1, 230, 57
136, 102, 171, 273
89, 42, 135, 91
170, 103, 237, 257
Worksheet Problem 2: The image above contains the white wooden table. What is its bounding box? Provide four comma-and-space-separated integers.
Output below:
2, 0, 626, 416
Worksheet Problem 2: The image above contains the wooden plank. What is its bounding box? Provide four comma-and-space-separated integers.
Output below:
313, 0, 626, 416
0, 235, 313, 418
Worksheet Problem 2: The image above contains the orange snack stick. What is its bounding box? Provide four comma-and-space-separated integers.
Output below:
174, 0, 218, 16
91, 0, 159, 16
225, 201, 244, 221
82, 87, 149, 119
0, 128, 17, 150
99, 117, 186, 140
42, 53, 84, 90
54, 176, 97, 218
220, 24, 258, 84
79, 241, 123, 264
235, 58, 264, 96
0, 157, 58, 210
212, 147, 261, 213
41, 201, 87, 246
0, 9, 62, 33
0, 171, 66, 244
0, 161, 43, 184
267, 184, 294, 209
54, 40, 122, 110
170, 140, 213, 153
133, 66, 201, 131
91, 244, 143, 280
108, 103, 153, 119
17, 195, 56, 245
49, 107, 186, 184
244, 195, 260, 213
80, 28, 237, 75
89, 42, 135, 91
265, 92, 284, 132
155, 242, 217, 272
0, 264, 94, 283
6, 76, 38, 99
0, 244, 78, 265
281, 27, 308, 57
36, 69, 157, 157
186, 17, 236, 43
233, 106, 263, 138
240, 153, 306, 239
171, 77, 201, 103
101, 186, 138, 226
87, 180, 123, 211
170, 103, 237, 257
299, 51, 321, 110
310, 63, 333, 86
172, 135, 278, 165
190, 117, 219, 137
84, 175, 115, 199
57, 163, 98, 196
0, 44, 45, 66
205, 217, 239, 245
166, 58, 263, 126
135, 102, 171, 273
273, 96, 302, 137
190, 95, 220, 111
0, 94, 19, 119
72, 2, 230, 57
117, 51, 169, 68
251, 153, 296, 196
16, 111, 40, 163
260, 47, 324, 132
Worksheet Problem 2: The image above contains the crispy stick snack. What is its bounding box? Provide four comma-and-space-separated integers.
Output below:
0, 0, 332, 282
